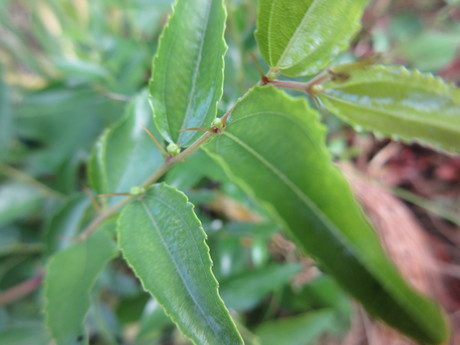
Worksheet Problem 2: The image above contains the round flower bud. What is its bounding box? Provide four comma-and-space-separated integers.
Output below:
130, 186, 146, 197
211, 117, 224, 131
310, 85, 324, 95
167, 143, 181, 156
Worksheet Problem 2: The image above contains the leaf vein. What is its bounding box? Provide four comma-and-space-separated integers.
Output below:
139, 200, 222, 339
322, 94, 460, 132
178, 0, 213, 143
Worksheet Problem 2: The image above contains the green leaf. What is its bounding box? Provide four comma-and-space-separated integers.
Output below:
45, 224, 117, 345
87, 299, 121, 345
0, 324, 49, 345
318, 65, 460, 153
255, 0, 369, 77
283, 275, 351, 333
135, 299, 172, 345
54, 59, 111, 83
117, 183, 243, 345
220, 263, 301, 312
401, 32, 460, 72
116, 293, 150, 325
300, 277, 349, 312
204, 86, 449, 344
0, 66, 13, 161
88, 90, 164, 202
0, 182, 43, 227
43, 195, 91, 254
16, 85, 124, 174
0, 227, 22, 256
165, 149, 226, 190
149, 0, 227, 147
255, 310, 335, 345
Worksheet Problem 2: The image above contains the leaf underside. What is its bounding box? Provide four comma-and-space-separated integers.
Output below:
117, 183, 243, 345
319, 65, 460, 153
204, 85, 449, 344
149, 0, 227, 147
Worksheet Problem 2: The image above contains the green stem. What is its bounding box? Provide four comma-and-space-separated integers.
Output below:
77, 131, 216, 241
267, 70, 331, 95
1, 243, 44, 256
79, 86, 248, 242
0, 164, 65, 199
0, 272, 44, 307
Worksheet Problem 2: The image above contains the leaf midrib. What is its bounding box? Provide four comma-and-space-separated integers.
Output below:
139, 199, 222, 342
267, 0, 276, 65
327, 75, 453, 96
178, 0, 213, 144
276, 0, 320, 67
220, 130, 429, 328
322, 93, 460, 133
222, 132, 362, 258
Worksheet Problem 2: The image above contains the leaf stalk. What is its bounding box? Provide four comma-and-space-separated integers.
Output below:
267, 70, 331, 96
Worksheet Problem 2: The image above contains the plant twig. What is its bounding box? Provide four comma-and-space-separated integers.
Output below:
78, 84, 252, 242
77, 131, 216, 241
1, 243, 43, 256
0, 272, 44, 307
77, 197, 132, 241
267, 70, 331, 95
143, 125, 169, 156
249, 51, 270, 85
83, 186, 103, 214
0, 164, 65, 199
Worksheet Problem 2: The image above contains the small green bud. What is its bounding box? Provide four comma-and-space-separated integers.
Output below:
130, 186, 146, 197
211, 118, 224, 130
167, 143, 181, 156
310, 85, 324, 95
266, 67, 280, 81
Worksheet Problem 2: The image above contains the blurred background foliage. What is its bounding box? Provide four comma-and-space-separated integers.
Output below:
0, 0, 459, 344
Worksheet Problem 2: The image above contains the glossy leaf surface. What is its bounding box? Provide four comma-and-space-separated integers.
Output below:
255, 0, 369, 77
45, 224, 117, 345
204, 86, 448, 344
319, 65, 460, 153
88, 91, 163, 202
117, 184, 243, 345
149, 0, 227, 147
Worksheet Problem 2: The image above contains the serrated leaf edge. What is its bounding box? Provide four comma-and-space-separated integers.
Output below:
117, 183, 243, 345
321, 65, 460, 153
204, 86, 448, 343
149, 0, 228, 147
255, 0, 368, 77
